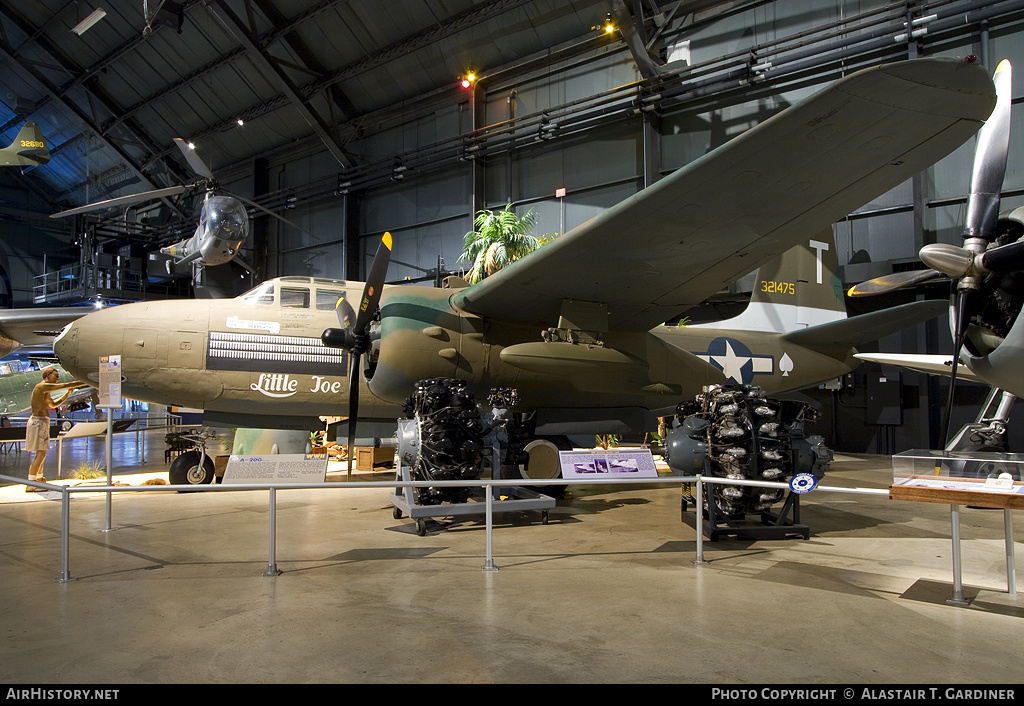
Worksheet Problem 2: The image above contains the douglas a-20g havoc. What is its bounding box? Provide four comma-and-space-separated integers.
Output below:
54, 57, 996, 500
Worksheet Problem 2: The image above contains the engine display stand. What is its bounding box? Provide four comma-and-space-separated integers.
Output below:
389, 454, 555, 536
681, 490, 810, 541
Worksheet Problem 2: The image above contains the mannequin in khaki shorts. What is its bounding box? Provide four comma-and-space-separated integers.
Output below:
26, 367, 87, 491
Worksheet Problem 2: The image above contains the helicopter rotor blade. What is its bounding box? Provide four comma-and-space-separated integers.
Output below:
230, 192, 320, 241
49, 185, 188, 219
173, 138, 215, 180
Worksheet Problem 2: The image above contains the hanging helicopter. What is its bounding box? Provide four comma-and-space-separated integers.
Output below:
50, 138, 300, 295
849, 59, 1024, 451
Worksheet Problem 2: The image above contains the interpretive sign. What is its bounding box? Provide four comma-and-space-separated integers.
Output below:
221, 453, 329, 485
98, 355, 121, 408
558, 449, 659, 480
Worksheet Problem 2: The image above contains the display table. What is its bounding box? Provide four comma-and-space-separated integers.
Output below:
889, 482, 1020, 606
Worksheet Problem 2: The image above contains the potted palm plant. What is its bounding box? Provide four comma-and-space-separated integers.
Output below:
459, 202, 541, 283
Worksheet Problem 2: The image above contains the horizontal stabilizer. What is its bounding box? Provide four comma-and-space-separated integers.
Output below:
783, 300, 946, 351
853, 352, 983, 383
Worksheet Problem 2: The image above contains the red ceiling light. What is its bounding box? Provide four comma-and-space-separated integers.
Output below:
460, 72, 476, 89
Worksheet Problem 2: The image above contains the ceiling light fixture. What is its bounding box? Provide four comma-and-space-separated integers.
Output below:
187, 141, 195, 150
459, 72, 476, 89
71, 8, 107, 36
236, 118, 244, 126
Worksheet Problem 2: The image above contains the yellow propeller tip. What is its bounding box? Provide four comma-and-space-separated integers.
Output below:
383, 231, 393, 250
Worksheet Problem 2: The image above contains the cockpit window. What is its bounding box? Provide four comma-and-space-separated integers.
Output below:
281, 287, 310, 309
242, 283, 275, 305
316, 289, 345, 311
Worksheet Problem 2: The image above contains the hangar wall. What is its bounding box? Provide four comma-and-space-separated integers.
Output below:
249, 1, 1024, 454
9, 1, 1024, 454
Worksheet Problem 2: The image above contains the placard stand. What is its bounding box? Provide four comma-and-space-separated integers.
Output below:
97, 355, 122, 533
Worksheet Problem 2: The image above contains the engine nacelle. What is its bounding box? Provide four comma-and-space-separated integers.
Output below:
367, 287, 486, 404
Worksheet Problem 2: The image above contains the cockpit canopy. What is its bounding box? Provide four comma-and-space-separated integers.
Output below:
240, 277, 352, 323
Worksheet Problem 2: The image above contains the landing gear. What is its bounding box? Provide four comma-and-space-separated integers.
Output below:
168, 450, 215, 487
946, 388, 1020, 481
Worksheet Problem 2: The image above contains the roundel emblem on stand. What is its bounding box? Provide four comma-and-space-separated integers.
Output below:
789, 472, 818, 494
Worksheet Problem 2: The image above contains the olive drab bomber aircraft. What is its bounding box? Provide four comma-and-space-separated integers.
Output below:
53, 57, 997, 454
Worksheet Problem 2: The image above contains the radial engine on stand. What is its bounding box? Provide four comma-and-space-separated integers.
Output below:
663, 384, 832, 517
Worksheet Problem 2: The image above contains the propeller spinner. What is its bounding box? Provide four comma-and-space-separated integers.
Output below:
322, 232, 393, 478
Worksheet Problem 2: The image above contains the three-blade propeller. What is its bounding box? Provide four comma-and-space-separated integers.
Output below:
322, 232, 393, 478
848, 60, 1018, 447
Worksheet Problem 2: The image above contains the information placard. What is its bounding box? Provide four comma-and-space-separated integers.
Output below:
558, 449, 659, 480
221, 453, 329, 485
98, 355, 121, 408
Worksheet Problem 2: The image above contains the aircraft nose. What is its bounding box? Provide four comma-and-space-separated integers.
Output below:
53, 321, 79, 373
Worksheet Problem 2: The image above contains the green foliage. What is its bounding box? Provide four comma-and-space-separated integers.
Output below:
459, 203, 541, 284
595, 434, 621, 450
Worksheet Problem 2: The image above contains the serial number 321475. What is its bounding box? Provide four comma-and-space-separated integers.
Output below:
760, 280, 795, 295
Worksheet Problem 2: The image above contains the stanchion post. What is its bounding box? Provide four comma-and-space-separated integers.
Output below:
1005, 509, 1016, 595
57, 486, 75, 583
264, 487, 281, 576
693, 476, 708, 565
482, 483, 498, 571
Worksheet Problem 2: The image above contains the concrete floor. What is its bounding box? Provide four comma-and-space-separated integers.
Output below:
0, 431, 1021, 685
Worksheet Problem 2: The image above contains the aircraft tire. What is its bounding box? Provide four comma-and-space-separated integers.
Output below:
169, 450, 215, 490
517, 435, 569, 499
949, 443, 1018, 481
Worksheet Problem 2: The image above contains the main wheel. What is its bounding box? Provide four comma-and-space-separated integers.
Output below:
169, 450, 215, 490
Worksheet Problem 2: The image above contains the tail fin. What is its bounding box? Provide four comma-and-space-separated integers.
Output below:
693, 228, 845, 334
2, 122, 50, 166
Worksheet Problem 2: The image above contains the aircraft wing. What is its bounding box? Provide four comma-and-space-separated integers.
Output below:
0, 308, 92, 352
783, 300, 947, 352
853, 352, 984, 383
453, 57, 995, 333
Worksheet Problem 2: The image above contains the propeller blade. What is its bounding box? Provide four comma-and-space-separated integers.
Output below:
940, 287, 976, 448
50, 185, 188, 218
173, 138, 215, 180
963, 60, 1012, 242
317, 231, 392, 479
846, 269, 946, 297
980, 239, 1024, 274
354, 232, 393, 334
347, 350, 361, 481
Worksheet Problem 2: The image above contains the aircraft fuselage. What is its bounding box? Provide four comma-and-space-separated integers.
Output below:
54, 276, 855, 432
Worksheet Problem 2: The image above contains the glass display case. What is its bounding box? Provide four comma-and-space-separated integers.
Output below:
892, 449, 1024, 497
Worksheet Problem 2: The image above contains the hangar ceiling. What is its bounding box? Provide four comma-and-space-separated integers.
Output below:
2, 0, 1024, 268
0, 0, 639, 219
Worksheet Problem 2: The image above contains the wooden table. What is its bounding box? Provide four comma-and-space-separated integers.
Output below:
890, 482, 1022, 605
